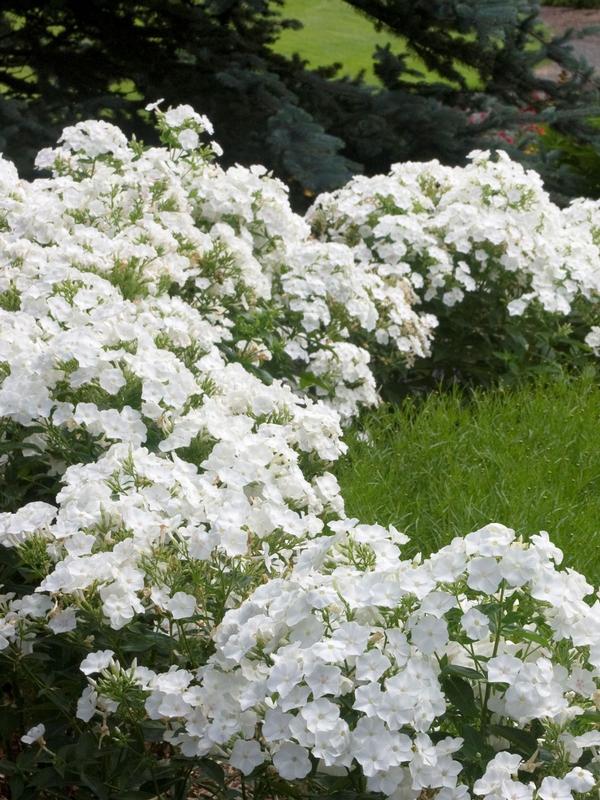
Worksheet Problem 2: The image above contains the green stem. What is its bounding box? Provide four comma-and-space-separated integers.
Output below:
11, 649, 83, 733
479, 583, 505, 736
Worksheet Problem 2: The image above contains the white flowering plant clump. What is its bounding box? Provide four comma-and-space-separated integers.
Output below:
1, 106, 600, 798
0, 103, 437, 440
308, 153, 600, 390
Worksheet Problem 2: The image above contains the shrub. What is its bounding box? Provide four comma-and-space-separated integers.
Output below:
1, 109, 600, 799
0, 104, 440, 438
308, 151, 600, 394
538, 128, 600, 201
4, 508, 600, 798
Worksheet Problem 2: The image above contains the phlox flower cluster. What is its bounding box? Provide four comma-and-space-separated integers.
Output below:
308, 151, 600, 334
74, 522, 600, 800
0, 108, 426, 433
0, 106, 350, 660
1, 106, 600, 800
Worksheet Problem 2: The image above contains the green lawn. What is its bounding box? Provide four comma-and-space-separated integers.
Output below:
274, 0, 481, 86
335, 371, 600, 582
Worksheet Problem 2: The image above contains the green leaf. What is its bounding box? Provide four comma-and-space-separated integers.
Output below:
488, 724, 538, 755
502, 625, 548, 646
298, 371, 331, 392
442, 664, 486, 681
30, 767, 63, 788
80, 769, 110, 800
39, 685, 73, 714
198, 758, 225, 786
478, 601, 501, 617
581, 710, 600, 723
76, 732, 100, 761
442, 674, 478, 717
16, 748, 39, 770
0, 440, 44, 454
22, 651, 52, 662
459, 724, 488, 761
0, 758, 18, 776
140, 719, 169, 742
10, 774, 25, 800
118, 629, 173, 653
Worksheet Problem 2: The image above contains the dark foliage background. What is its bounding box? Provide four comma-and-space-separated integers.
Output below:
1, 0, 600, 207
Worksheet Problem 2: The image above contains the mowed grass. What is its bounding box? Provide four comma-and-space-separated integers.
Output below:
273, 0, 481, 86
335, 372, 600, 581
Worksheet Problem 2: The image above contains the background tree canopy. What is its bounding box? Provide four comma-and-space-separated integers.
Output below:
1, 0, 600, 206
